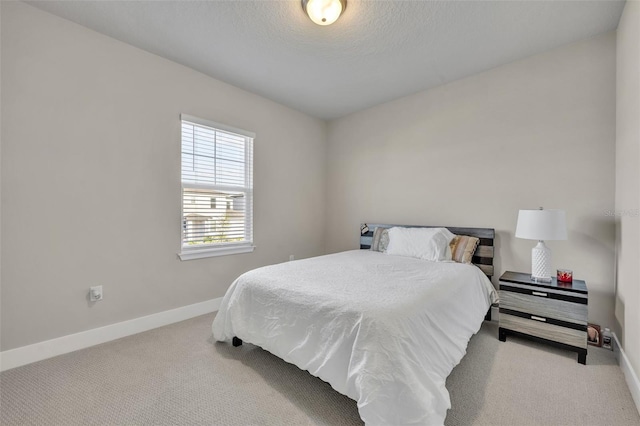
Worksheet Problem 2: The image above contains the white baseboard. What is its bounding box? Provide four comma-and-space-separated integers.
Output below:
0, 297, 222, 372
613, 332, 640, 416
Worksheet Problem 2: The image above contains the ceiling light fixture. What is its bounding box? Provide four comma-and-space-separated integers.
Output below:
302, 0, 346, 26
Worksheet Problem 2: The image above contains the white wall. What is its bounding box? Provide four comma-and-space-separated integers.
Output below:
0, 1, 625, 358
615, 0, 640, 377
0, 2, 327, 351
326, 33, 617, 328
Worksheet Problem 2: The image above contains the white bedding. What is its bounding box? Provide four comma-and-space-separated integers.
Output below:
212, 250, 496, 425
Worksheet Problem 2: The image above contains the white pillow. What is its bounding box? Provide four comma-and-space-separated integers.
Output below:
439, 227, 456, 242
439, 228, 456, 261
386, 227, 455, 261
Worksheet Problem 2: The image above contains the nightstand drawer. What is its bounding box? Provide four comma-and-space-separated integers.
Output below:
500, 288, 587, 325
499, 312, 587, 349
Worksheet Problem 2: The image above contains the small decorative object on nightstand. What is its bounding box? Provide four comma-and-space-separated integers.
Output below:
498, 271, 588, 364
557, 269, 573, 283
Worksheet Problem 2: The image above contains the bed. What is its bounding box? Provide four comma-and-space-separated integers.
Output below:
212, 224, 497, 425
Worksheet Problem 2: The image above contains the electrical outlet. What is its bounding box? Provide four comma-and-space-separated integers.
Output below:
289, 255, 295, 261
90, 285, 103, 302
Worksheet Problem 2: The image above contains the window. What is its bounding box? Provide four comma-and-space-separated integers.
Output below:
179, 114, 254, 260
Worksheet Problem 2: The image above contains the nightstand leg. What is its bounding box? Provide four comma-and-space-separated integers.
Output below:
499, 327, 507, 342
578, 350, 587, 365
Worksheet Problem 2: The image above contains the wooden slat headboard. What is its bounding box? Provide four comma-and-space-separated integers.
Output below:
360, 223, 496, 278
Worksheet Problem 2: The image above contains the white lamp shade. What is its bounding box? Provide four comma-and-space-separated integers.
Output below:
515, 209, 567, 241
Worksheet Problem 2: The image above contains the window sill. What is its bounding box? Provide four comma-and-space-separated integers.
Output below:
178, 245, 255, 261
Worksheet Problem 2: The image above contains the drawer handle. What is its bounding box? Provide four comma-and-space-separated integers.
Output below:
532, 291, 548, 297
531, 315, 546, 322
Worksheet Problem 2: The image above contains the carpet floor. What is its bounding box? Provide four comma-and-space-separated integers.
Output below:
1, 314, 638, 425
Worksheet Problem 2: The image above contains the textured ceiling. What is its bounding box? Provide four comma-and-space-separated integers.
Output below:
28, 0, 625, 120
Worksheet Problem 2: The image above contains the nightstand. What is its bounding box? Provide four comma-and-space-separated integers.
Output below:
498, 271, 588, 364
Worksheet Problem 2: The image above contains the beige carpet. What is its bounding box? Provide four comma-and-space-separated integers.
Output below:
1, 314, 638, 425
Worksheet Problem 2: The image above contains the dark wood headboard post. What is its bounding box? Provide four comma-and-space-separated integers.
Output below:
360, 223, 496, 278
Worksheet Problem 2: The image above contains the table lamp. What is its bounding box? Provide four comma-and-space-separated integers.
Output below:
515, 208, 567, 282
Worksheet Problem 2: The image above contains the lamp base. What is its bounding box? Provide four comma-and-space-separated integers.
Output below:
531, 241, 552, 282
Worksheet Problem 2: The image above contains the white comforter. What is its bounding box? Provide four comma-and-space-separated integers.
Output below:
212, 250, 496, 425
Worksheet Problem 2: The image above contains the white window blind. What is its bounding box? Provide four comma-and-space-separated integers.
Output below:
179, 114, 254, 260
